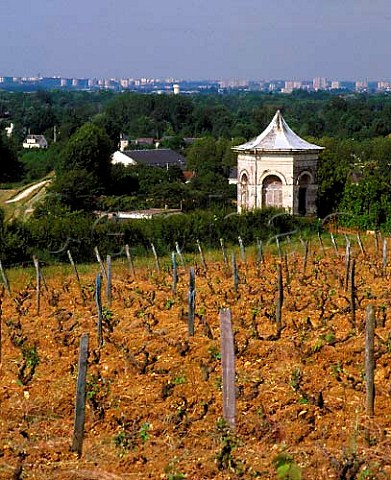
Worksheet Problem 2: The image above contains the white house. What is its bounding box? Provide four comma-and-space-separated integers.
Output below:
22, 134, 48, 149
233, 110, 323, 215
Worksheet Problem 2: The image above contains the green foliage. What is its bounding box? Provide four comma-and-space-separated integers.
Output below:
214, 418, 245, 475
273, 453, 302, 480
56, 122, 113, 186
139, 422, 151, 443
19, 147, 58, 181
0, 132, 23, 182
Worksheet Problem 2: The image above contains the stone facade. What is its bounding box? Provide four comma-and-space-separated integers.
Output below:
233, 111, 323, 215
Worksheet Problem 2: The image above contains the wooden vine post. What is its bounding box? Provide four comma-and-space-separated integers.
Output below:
276, 262, 284, 337
276, 237, 282, 258
196, 239, 207, 272
365, 305, 375, 417
357, 232, 366, 258
33, 256, 41, 315
106, 255, 112, 307
188, 268, 195, 336
256, 238, 264, 265
220, 308, 236, 429
125, 244, 135, 277
95, 273, 103, 347
71, 333, 89, 457
67, 250, 85, 305
330, 233, 338, 256
382, 238, 387, 276
0, 296, 2, 364
171, 252, 178, 296
151, 243, 160, 273
317, 232, 325, 256
94, 246, 107, 280
344, 239, 351, 292
220, 238, 228, 266
238, 236, 246, 264
175, 242, 185, 268
0, 260, 11, 295
350, 258, 356, 329
231, 252, 239, 293
302, 240, 309, 277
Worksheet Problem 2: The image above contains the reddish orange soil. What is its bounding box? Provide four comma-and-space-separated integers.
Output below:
1, 238, 391, 479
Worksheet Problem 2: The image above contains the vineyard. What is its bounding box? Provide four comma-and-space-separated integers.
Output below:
1, 233, 391, 479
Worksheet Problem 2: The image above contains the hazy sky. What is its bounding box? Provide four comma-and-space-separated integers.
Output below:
1, 0, 391, 80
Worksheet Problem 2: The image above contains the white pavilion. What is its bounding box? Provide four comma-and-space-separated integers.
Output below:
233, 110, 324, 215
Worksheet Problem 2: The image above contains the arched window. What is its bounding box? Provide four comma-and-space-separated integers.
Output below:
240, 173, 249, 211
262, 175, 282, 208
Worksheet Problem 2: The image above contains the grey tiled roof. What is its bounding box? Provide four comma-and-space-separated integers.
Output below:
122, 149, 186, 169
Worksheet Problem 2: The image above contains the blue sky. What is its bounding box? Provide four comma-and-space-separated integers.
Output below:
1, 0, 391, 80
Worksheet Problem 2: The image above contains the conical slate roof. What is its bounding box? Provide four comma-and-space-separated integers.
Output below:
233, 110, 324, 152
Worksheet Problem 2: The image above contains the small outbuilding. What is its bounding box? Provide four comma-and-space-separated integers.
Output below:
233, 110, 323, 215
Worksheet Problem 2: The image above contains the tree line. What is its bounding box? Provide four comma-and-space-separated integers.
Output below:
1, 89, 391, 232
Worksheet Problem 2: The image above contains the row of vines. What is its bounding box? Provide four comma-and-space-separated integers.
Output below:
1, 232, 391, 479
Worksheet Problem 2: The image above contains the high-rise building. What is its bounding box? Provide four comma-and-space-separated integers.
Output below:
313, 77, 327, 90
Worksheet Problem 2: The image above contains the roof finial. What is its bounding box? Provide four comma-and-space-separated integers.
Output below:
275, 110, 282, 130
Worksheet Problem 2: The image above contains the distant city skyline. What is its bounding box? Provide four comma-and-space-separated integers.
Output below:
1, 0, 391, 80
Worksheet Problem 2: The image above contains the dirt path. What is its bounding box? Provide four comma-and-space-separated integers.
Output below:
5, 179, 51, 203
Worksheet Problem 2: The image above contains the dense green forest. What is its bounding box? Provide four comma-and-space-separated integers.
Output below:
1, 89, 391, 264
